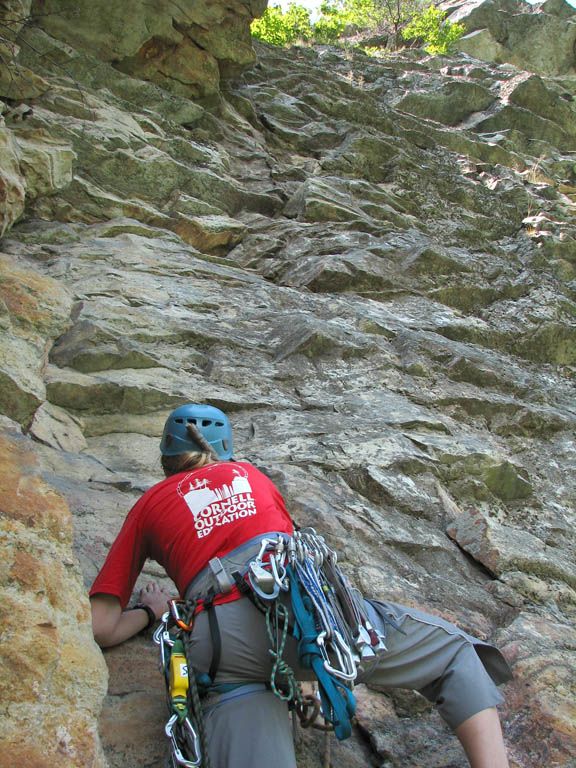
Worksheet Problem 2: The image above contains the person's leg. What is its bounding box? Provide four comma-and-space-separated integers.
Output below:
360, 600, 511, 767
455, 707, 509, 768
187, 598, 299, 768
203, 687, 297, 768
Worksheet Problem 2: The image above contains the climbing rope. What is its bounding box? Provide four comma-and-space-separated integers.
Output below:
265, 601, 302, 705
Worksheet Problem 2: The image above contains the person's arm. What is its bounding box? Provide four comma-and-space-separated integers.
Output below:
91, 583, 172, 648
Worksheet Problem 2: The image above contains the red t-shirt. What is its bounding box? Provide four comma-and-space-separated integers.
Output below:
90, 461, 294, 608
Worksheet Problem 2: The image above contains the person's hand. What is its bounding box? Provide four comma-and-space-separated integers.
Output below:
139, 582, 173, 620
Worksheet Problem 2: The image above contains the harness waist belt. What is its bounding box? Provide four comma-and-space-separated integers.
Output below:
202, 683, 270, 714
184, 532, 290, 601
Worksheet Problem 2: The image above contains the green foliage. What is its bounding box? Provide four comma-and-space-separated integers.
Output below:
251, 4, 312, 46
251, 0, 382, 46
363, 45, 386, 57
312, 1, 350, 42
250, 0, 462, 50
403, 6, 465, 55
284, 3, 314, 40
343, 0, 383, 28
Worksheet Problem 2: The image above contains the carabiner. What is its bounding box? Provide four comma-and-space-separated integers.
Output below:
165, 714, 202, 767
153, 612, 170, 645
153, 612, 175, 669
366, 621, 387, 652
355, 624, 377, 660
332, 630, 359, 680
318, 631, 357, 682
287, 535, 297, 564
270, 554, 289, 592
169, 599, 195, 632
254, 537, 274, 563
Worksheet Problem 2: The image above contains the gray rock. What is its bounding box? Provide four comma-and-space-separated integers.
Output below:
473, 104, 575, 152
447, 507, 576, 587
509, 75, 576, 139
28, 401, 87, 452
396, 81, 495, 126
456, 28, 507, 63
447, 0, 576, 75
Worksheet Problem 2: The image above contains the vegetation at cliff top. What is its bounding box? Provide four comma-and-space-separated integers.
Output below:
251, 0, 466, 52
403, 5, 466, 54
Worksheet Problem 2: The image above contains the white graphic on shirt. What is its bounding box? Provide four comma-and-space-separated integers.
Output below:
177, 465, 256, 539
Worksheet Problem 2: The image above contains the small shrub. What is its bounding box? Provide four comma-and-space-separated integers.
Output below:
312, 1, 349, 42
363, 45, 386, 57
403, 5, 465, 55
251, 4, 312, 46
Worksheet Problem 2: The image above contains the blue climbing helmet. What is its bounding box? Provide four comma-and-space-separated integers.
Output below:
160, 404, 233, 460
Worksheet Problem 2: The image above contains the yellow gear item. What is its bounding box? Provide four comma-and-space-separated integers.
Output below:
169, 638, 189, 719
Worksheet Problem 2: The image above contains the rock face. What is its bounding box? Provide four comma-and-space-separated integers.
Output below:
0, 416, 108, 768
1, 0, 575, 766
443, 0, 576, 75
29, 0, 267, 101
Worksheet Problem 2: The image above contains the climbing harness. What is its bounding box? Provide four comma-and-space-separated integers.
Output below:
153, 528, 388, 765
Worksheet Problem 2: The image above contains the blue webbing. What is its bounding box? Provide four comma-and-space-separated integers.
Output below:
288, 564, 356, 740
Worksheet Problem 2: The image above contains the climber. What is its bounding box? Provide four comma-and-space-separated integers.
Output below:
90, 403, 513, 768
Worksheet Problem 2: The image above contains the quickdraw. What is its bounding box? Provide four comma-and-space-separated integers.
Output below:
244, 528, 387, 740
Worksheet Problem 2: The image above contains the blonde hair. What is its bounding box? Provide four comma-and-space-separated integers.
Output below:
161, 449, 217, 477
161, 423, 219, 477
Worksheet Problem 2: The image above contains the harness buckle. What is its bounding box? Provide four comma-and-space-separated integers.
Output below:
208, 556, 234, 594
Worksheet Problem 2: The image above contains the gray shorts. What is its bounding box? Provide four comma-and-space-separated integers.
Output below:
187, 597, 512, 768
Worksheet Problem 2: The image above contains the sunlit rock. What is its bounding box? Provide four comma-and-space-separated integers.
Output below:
0, 416, 108, 768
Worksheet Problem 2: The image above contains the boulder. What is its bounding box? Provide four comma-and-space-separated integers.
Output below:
396, 81, 495, 126
508, 75, 576, 141
448, 0, 576, 75
28, 401, 88, 452
456, 28, 509, 64
446, 507, 576, 587
0, 129, 26, 236
0, 0, 50, 99
13, 131, 75, 198
496, 613, 576, 766
0, 125, 74, 237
